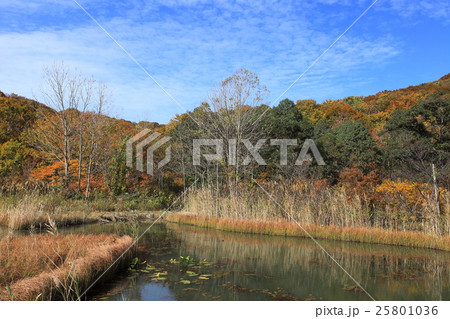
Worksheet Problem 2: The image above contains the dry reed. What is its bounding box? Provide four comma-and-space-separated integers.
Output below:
171, 180, 450, 250
0, 195, 99, 230
182, 182, 449, 235
168, 214, 450, 251
0, 193, 164, 230
0, 233, 132, 300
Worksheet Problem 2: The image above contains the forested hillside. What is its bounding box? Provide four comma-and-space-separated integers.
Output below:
1, 73, 449, 195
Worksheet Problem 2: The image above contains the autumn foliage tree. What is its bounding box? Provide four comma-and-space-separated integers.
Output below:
0, 94, 37, 182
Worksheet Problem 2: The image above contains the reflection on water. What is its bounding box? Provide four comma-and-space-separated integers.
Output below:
70, 222, 449, 301
3, 222, 449, 301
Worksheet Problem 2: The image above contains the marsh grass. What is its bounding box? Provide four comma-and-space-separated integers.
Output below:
182, 182, 449, 234
170, 181, 449, 250
168, 214, 450, 251
0, 195, 96, 230
0, 233, 133, 300
0, 192, 166, 230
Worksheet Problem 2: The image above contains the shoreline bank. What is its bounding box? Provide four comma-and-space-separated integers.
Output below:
167, 213, 450, 251
0, 211, 160, 231
0, 233, 133, 301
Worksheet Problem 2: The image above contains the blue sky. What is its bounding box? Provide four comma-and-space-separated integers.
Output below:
0, 0, 449, 123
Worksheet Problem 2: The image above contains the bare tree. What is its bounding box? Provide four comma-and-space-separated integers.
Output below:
206, 69, 268, 184
75, 77, 94, 192
32, 62, 108, 192
84, 82, 109, 198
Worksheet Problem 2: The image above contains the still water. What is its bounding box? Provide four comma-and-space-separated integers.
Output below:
58, 222, 450, 301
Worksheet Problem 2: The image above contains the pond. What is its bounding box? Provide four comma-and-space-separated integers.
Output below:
55, 221, 450, 301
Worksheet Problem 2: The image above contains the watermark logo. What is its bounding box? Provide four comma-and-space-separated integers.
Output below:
127, 132, 325, 175
193, 138, 325, 166
126, 129, 171, 176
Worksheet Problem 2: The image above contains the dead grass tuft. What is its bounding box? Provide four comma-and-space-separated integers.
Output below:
0, 233, 132, 300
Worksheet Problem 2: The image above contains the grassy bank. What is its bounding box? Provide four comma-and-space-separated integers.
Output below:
168, 213, 450, 251
0, 193, 164, 230
0, 233, 133, 301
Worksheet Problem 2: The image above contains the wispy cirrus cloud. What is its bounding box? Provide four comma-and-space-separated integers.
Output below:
0, 1, 447, 123
384, 0, 450, 20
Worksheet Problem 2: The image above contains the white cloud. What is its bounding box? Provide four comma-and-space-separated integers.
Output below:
387, 0, 450, 20
0, 0, 407, 123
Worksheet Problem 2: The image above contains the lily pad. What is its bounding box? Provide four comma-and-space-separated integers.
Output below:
186, 271, 198, 277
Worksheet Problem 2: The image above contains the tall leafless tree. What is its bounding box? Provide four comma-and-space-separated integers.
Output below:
32, 62, 108, 192
84, 82, 109, 198
206, 69, 268, 185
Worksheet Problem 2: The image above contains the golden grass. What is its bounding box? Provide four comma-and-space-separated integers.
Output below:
0, 193, 145, 230
176, 181, 449, 249
0, 195, 159, 230
0, 195, 100, 230
0, 233, 133, 300
182, 182, 449, 236
168, 213, 450, 251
